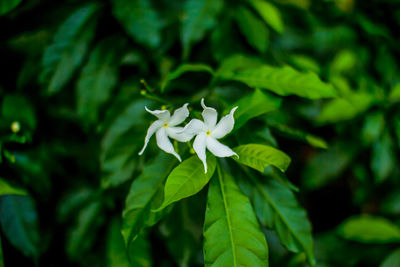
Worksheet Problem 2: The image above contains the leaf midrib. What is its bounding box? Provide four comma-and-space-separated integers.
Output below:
250, 174, 308, 257
164, 158, 214, 207
217, 166, 237, 266
165, 162, 203, 203
236, 148, 289, 172
231, 67, 334, 98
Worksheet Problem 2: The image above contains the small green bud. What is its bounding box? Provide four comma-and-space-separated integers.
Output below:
11, 121, 21, 133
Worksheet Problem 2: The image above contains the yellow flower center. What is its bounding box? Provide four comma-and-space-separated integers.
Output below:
206, 130, 211, 136
163, 123, 169, 128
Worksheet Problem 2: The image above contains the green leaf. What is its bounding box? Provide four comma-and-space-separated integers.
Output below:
316, 93, 373, 124
203, 165, 269, 266
101, 98, 151, 153
376, 47, 397, 85
248, 0, 284, 33
235, 7, 269, 53
361, 112, 385, 145
161, 63, 214, 92
302, 142, 357, 190
371, 131, 395, 183
106, 218, 130, 267
381, 189, 400, 216
289, 54, 321, 74
17, 59, 39, 90
160, 199, 203, 266
100, 99, 151, 188
329, 75, 352, 95
380, 249, 400, 267
126, 234, 152, 267
357, 14, 390, 38
8, 151, 51, 195
216, 54, 263, 77
233, 144, 291, 173
155, 154, 217, 211
312, 26, 356, 54
0, 178, 27, 196
122, 153, 177, 248
266, 122, 328, 149
329, 49, 357, 75
76, 37, 126, 124
389, 83, 400, 102
41, 3, 100, 94
237, 172, 315, 266
181, 0, 223, 58
0, 195, 40, 259
230, 89, 282, 130
217, 57, 337, 99
0, 0, 22, 15
313, 232, 365, 266
264, 165, 299, 192
66, 199, 104, 260
277, 0, 309, 9
111, 0, 162, 47
108, 219, 153, 267
337, 215, 400, 244
57, 187, 95, 222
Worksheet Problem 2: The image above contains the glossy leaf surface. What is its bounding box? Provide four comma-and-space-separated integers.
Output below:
203, 166, 269, 266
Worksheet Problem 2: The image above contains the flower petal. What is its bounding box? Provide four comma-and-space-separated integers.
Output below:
201, 98, 218, 129
169, 103, 189, 126
166, 127, 194, 142
156, 128, 182, 161
211, 106, 238, 139
206, 137, 238, 158
181, 119, 206, 135
193, 132, 208, 173
145, 107, 170, 122
138, 120, 163, 155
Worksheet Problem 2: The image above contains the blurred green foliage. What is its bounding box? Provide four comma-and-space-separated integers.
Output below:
1, 0, 400, 266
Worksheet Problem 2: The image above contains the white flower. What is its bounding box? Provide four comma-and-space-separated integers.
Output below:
138, 103, 192, 161
182, 99, 238, 173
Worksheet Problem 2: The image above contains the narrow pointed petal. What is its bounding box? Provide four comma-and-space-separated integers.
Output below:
138, 120, 163, 155
166, 127, 194, 142
206, 137, 238, 158
181, 119, 206, 135
156, 128, 182, 161
211, 106, 238, 139
169, 103, 189, 126
193, 133, 208, 173
145, 107, 171, 122
201, 98, 218, 129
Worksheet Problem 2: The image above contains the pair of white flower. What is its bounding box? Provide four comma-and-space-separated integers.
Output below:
139, 99, 238, 173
